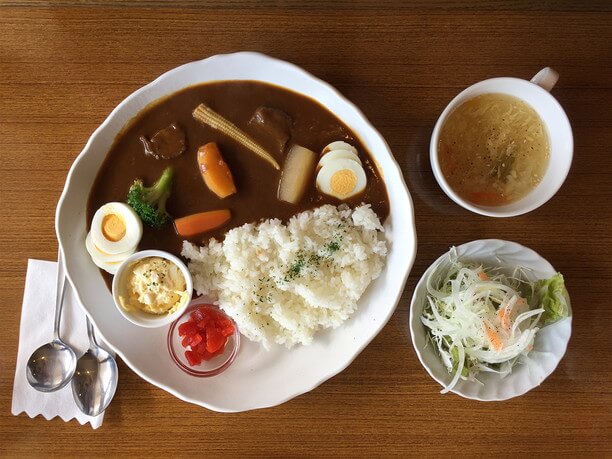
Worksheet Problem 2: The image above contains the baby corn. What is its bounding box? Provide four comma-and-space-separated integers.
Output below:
193, 103, 280, 170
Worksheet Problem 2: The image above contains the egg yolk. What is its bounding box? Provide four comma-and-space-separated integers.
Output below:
330, 169, 357, 196
102, 214, 126, 242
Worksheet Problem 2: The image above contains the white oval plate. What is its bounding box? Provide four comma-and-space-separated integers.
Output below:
56, 52, 417, 412
409, 239, 572, 401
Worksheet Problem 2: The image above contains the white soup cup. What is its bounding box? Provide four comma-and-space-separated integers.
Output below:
430, 67, 573, 217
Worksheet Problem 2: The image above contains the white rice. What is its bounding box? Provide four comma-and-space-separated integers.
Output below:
181, 204, 387, 348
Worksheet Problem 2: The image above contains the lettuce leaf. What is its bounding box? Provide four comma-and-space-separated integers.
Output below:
533, 273, 569, 324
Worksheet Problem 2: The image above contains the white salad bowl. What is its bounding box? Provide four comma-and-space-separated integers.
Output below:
409, 239, 572, 401
55, 52, 417, 412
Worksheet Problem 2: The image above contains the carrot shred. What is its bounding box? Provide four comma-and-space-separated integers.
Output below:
484, 324, 504, 351
497, 307, 511, 331
174, 209, 231, 237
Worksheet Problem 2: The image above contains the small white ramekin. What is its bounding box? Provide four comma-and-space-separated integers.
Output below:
112, 249, 193, 328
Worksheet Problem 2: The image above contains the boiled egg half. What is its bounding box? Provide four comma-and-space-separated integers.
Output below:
321, 141, 358, 156
316, 142, 367, 200
86, 202, 142, 274
318, 149, 362, 168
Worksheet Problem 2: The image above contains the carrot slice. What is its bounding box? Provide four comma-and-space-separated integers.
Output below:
197, 142, 237, 198
174, 209, 231, 237
478, 271, 489, 281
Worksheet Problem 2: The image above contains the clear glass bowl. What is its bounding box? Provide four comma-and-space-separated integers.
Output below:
167, 299, 240, 377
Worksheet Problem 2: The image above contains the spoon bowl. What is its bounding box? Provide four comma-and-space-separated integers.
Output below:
26, 339, 77, 392
71, 318, 118, 417
26, 252, 78, 392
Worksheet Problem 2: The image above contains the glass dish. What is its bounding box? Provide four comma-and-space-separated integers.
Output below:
167, 299, 240, 377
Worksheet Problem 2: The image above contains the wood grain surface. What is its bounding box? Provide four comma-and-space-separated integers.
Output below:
1, 2, 611, 456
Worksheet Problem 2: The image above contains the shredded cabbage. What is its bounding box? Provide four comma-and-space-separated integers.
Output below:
421, 248, 568, 393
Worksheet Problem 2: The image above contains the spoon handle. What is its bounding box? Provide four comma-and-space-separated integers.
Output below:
53, 249, 67, 341
86, 316, 98, 348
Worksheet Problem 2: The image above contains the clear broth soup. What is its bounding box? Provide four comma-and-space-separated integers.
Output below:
438, 93, 550, 206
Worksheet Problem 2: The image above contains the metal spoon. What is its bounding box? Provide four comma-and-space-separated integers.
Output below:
26, 252, 77, 392
71, 317, 118, 417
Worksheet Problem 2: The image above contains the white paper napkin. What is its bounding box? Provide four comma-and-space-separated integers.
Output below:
12, 259, 113, 429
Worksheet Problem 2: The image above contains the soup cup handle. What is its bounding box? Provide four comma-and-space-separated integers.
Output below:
530, 67, 559, 92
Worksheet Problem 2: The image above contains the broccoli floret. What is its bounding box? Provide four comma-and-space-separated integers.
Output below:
127, 167, 174, 228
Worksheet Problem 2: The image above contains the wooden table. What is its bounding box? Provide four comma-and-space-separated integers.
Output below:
1, 1, 610, 456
